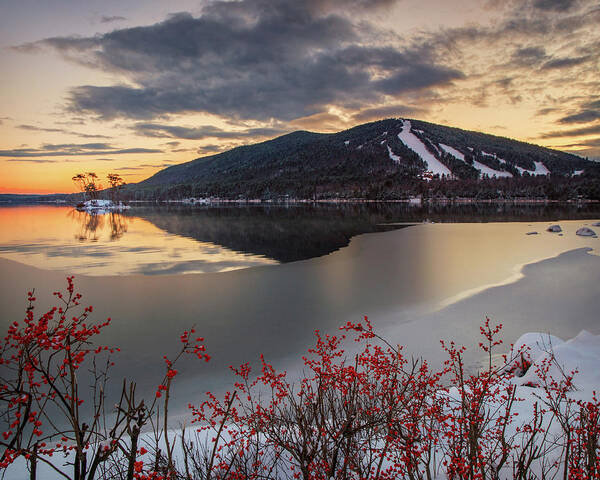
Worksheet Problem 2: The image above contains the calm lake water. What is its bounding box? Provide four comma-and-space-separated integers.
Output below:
0, 203, 599, 419
1, 203, 599, 275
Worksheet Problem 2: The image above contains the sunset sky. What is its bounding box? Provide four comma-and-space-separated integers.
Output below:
1, 0, 598, 194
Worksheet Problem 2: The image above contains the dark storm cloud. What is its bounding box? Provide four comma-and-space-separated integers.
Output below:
131, 123, 286, 140
0, 143, 162, 157
26, 1, 462, 122
374, 64, 464, 95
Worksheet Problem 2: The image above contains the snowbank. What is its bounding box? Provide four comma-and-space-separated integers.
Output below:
504, 331, 564, 376
511, 330, 600, 393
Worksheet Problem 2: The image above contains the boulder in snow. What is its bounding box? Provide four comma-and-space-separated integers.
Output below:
546, 225, 562, 233
505, 332, 564, 377
526, 231, 538, 235
576, 227, 597, 237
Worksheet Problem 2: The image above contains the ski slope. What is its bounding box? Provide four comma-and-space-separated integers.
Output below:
439, 144, 513, 178
397, 120, 452, 177
514, 161, 550, 176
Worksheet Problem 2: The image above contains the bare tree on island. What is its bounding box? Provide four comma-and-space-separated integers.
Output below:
72, 173, 101, 203
107, 173, 126, 204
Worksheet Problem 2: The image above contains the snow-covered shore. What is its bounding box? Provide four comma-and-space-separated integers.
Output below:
78, 199, 131, 214
510, 330, 600, 395
3, 329, 599, 479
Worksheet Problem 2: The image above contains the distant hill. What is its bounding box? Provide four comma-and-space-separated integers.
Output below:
129, 118, 598, 200
0, 193, 70, 205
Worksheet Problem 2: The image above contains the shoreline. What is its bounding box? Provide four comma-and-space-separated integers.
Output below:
2, 197, 600, 207
373, 246, 600, 373
435, 246, 597, 311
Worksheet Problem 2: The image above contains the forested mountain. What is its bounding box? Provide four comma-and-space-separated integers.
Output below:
129, 119, 599, 201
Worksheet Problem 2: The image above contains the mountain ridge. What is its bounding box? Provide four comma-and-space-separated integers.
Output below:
130, 118, 598, 201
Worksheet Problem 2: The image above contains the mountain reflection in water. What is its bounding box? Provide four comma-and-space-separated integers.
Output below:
133, 204, 411, 263
131, 202, 600, 262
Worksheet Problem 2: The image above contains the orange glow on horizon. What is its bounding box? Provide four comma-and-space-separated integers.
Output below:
0, 166, 161, 195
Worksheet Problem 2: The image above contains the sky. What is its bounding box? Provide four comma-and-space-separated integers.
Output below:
0, 0, 598, 194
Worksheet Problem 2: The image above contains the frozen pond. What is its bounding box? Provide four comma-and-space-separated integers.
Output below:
0, 203, 599, 419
